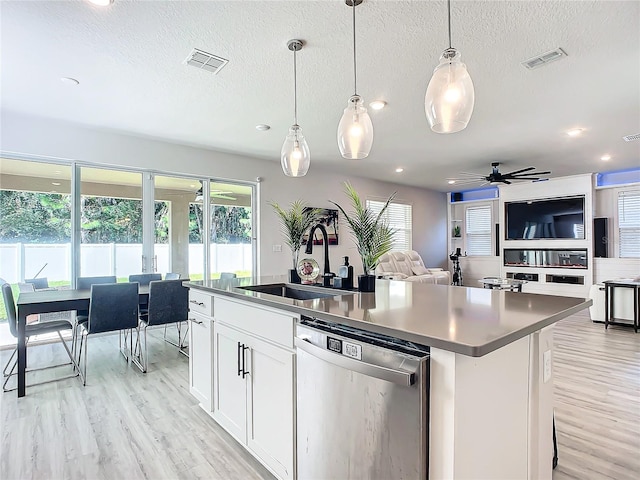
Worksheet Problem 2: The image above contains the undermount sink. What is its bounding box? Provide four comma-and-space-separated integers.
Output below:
238, 283, 346, 300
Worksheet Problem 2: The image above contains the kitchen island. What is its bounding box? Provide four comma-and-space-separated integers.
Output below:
185, 276, 591, 480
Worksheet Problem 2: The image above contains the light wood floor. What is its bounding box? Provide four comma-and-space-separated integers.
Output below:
1, 313, 639, 479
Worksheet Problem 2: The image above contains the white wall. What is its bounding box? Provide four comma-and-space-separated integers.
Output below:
1, 111, 447, 278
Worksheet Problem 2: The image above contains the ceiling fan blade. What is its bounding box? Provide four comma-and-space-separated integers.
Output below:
512, 171, 551, 177
505, 166, 535, 176
513, 177, 542, 181
456, 172, 485, 177
450, 180, 485, 186
503, 179, 512, 185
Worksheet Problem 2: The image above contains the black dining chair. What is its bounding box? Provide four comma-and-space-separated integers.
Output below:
128, 273, 162, 314
2, 283, 78, 392
77, 275, 117, 290
132, 279, 189, 372
74, 276, 117, 355
25, 277, 49, 290
75, 282, 140, 386
128, 273, 162, 286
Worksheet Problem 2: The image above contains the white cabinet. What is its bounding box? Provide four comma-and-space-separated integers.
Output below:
212, 296, 296, 480
213, 322, 250, 441
247, 335, 294, 480
188, 310, 213, 413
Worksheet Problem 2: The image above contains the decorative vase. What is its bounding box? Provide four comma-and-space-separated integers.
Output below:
358, 274, 376, 293
288, 268, 301, 284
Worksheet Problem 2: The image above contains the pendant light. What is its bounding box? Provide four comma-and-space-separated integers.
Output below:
337, 0, 373, 159
425, 0, 475, 134
281, 39, 310, 177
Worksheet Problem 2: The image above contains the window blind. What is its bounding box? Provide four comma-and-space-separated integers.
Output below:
367, 200, 412, 251
465, 205, 492, 256
618, 190, 640, 258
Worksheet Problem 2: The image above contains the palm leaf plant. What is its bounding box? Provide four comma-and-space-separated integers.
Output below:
270, 200, 322, 269
331, 182, 396, 276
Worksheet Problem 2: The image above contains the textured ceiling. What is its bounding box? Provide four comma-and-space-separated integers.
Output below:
1, 0, 639, 192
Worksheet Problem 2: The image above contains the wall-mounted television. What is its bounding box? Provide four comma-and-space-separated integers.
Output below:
505, 196, 585, 240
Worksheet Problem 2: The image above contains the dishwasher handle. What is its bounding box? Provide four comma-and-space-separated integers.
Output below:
295, 337, 415, 387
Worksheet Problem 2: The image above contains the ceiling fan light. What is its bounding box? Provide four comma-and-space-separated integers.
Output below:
425, 49, 475, 134
337, 95, 374, 159
281, 125, 310, 177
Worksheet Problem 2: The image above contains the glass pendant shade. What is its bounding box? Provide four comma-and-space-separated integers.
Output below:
281, 125, 310, 177
337, 95, 374, 159
425, 49, 475, 134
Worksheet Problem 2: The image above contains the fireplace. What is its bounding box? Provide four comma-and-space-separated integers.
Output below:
503, 249, 588, 269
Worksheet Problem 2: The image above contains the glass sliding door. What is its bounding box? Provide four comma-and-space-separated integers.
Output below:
154, 175, 205, 280
79, 166, 143, 281
208, 181, 254, 279
0, 158, 73, 288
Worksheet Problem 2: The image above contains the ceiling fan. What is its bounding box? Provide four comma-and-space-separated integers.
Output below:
449, 162, 552, 186
194, 181, 236, 201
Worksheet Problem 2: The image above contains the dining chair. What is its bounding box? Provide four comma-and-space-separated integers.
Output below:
74, 276, 117, 355
25, 278, 49, 290
132, 279, 189, 373
77, 275, 117, 290
164, 272, 181, 280
128, 273, 162, 286
75, 282, 140, 386
2, 283, 78, 392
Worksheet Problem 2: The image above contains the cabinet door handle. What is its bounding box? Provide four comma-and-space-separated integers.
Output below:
237, 342, 243, 377
189, 299, 205, 307
242, 345, 250, 378
187, 317, 203, 325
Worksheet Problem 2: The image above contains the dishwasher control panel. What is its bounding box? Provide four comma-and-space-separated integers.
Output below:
327, 336, 362, 360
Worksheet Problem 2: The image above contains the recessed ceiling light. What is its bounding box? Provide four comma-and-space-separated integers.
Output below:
370, 100, 387, 110
566, 128, 583, 137
600, 154, 611, 161
53, 170, 62, 175
448, 180, 456, 184
255, 124, 270, 131
87, 0, 114, 6
60, 77, 79, 86
395, 167, 404, 173
51, 182, 61, 186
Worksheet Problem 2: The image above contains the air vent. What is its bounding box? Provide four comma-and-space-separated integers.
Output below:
185, 48, 228, 74
622, 133, 640, 142
521, 48, 567, 70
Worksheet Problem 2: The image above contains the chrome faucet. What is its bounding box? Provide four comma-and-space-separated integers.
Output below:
305, 224, 333, 286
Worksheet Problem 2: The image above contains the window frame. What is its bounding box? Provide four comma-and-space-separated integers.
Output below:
617, 188, 640, 258
464, 203, 493, 257
366, 198, 413, 252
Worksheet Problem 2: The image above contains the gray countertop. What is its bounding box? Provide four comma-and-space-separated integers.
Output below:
185, 276, 592, 357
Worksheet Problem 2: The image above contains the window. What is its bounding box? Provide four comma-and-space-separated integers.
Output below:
465, 205, 492, 256
367, 200, 412, 251
618, 190, 640, 258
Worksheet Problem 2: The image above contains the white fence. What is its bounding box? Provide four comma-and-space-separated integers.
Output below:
0, 243, 252, 283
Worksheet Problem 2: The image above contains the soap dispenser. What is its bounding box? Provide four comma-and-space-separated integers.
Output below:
338, 256, 354, 290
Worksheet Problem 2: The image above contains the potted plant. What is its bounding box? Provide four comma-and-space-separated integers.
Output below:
453, 225, 461, 238
270, 200, 321, 283
331, 182, 396, 292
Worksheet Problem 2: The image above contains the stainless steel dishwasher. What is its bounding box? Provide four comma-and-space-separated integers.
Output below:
295, 316, 430, 480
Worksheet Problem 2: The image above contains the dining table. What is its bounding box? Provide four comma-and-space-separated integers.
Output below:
15, 285, 149, 397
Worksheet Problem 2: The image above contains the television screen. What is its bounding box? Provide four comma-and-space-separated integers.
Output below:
505, 196, 585, 240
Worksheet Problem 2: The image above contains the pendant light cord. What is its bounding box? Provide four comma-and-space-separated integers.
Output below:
447, 0, 452, 49
293, 47, 298, 125
352, 0, 358, 96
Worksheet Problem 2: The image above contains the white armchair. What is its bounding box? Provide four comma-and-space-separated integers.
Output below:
376, 250, 450, 285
